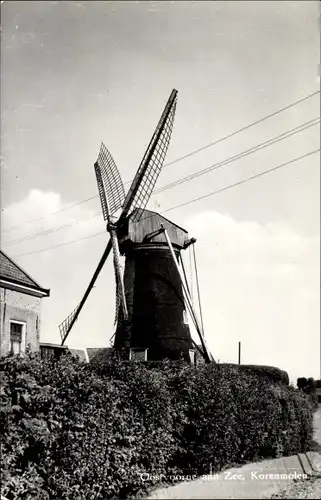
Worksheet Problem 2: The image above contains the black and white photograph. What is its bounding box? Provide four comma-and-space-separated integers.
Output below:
0, 1, 320, 499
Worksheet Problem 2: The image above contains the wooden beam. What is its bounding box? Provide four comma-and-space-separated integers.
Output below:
161, 226, 214, 364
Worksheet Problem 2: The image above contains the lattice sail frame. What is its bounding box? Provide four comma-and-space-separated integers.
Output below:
58, 90, 178, 345
59, 305, 79, 344
121, 90, 178, 222
95, 144, 128, 322
110, 229, 126, 325
95, 142, 125, 219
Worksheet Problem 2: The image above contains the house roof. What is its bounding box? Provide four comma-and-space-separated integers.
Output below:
39, 343, 88, 362
0, 250, 50, 296
38, 343, 113, 364
69, 348, 88, 363
86, 347, 114, 364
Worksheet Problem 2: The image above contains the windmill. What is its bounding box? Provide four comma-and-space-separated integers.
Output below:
59, 89, 213, 364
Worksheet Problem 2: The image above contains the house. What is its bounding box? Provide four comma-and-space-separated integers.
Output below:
39, 342, 89, 362
0, 250, 50, 356
38, 345, 109, 363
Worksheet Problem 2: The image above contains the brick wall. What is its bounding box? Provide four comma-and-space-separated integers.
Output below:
0, 287, 42, 355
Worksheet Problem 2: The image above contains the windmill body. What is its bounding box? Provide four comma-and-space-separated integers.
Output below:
59, 89, 214, 364
114, 208, 193, 361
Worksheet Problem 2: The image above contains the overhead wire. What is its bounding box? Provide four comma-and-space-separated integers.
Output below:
1, 194, 99, 234
11, 148, 319, 259
154, 117, 319, 195
161, 148, 320, 215
163, 89, 320, 169
2, 89, 319, 234
2, 212, 102, 248
3, 117, 319, 248
12, 231, 107, 258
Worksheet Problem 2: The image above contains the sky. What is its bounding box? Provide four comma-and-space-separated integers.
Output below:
1, 0, 320, 383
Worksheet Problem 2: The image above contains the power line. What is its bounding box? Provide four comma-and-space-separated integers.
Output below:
1, 194, 99, 234
161, 148, 320, 215
3, 212, 102, 248
163, 89, 320, 168
3, 117, 319, 248
12, 231, 107, 258
12, 148, 319, 259
153, 117, 319, 195
2, 89, 319, 234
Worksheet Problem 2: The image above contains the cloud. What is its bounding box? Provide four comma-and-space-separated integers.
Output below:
2, 189, 116, 348
1, 193, 319, 384
2, 189, 100, 235
184, 211, 320, 383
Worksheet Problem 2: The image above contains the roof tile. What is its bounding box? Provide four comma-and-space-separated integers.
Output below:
0, 250, 45, 290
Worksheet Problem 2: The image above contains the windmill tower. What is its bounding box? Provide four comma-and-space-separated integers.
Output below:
59, 90, 213, 364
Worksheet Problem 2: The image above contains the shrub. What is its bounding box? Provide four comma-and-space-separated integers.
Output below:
297, 377, 316, 393
297, 377, 318, 409
0, 352, 313, 500
224, 363, 290, 385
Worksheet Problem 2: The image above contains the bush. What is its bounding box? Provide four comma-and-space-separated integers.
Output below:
224, 363, 290, 385
297, 377, 316, 393
297, 377, 318, 409
0, 352, 313, 500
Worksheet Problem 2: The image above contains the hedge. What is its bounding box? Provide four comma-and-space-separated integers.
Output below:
223, 363, 290, 386
0, 352, 313, 500
297, 377, 319, 408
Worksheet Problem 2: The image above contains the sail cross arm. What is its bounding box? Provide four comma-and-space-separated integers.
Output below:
59, 239, 113, 345
121, 89, 178, 222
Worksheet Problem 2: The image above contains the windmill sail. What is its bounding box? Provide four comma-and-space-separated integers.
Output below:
59, 239, 113, 345
110, 228, 128, 321
121, 89, 178, 222
95, 142, 125, 218
59, 305, 79, 345
59, 90, 178, 345
114, 270, 122, 326
95, 147, 128, 322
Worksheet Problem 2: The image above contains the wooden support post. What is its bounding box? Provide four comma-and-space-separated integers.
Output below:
161, 226, 214, 364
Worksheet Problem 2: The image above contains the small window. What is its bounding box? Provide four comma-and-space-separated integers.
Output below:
189, 349, 195, 364
129, 348, 148, 362
10, 322, 24, 355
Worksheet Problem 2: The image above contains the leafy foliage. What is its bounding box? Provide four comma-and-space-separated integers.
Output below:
0, 352, 313, 499
224, 363, 290, 385
297, 377, 316, 393
297, 377, 319, 408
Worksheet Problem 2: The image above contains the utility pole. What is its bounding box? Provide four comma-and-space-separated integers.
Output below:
238, 341, 241, 365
